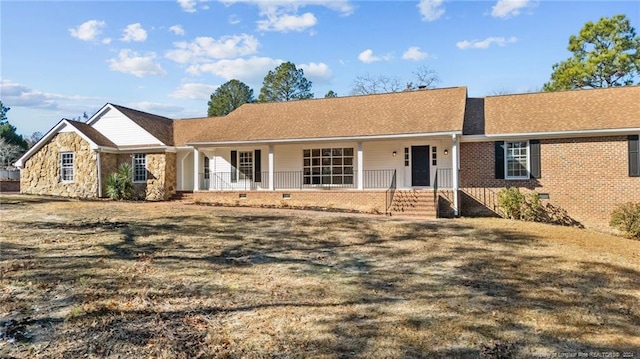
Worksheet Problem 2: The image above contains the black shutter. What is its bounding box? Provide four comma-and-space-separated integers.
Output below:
254, 150, 262, 182
629, 135, 639, 177
231, 150, 237, 182
530, 139, 541, 179
495, 141, 505, 179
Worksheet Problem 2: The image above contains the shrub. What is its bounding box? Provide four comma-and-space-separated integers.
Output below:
105, 163, 134, 200
497, 187, 525, 219
610, 202, 640, 239
497, 187, 543, 222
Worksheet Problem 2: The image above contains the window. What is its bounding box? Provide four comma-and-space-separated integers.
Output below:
60, 152, 74, 182
505, 141, 529, 179
432, 146, 437, 166
303, 147, 354, 185
629, 135, 639, 177
238, 151, 253, 180
133, 154, 146, 182
404, 147, 409, 166
204, 157, 210, 180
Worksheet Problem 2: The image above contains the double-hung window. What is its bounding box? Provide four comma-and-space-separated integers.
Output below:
505, 141, 529, 179
238, 151, 253, 180
60, 152, 74, 182
133, 154, 147, 182
495, 140, 541, 180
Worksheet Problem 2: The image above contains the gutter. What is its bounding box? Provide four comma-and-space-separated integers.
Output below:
461, 128, 640, 142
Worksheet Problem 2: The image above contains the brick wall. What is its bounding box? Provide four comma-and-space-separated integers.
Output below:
194, 190, 388, 214
460, 136, 640, 230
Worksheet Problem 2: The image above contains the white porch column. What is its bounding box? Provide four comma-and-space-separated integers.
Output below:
193, 148, 200, 191
268, 144, 275, 191
357, 142, 364, 190
451, 134, 460, 217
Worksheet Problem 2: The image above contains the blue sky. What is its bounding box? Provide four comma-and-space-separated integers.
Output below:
1, 0, 638, 136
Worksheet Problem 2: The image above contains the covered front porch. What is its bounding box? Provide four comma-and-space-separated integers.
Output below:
178, 134, 462, 215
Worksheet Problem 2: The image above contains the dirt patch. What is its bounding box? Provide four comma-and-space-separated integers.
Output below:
1, 194, 639, 358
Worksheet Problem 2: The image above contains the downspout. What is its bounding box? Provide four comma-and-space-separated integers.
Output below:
96, 149, 102, 197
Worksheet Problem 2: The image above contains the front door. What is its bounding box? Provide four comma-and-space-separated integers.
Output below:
411, 145, 430, 186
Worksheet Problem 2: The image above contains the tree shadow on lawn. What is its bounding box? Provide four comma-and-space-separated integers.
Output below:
3, 212, 640, 357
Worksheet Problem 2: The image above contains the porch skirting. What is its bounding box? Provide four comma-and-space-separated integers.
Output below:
194, 190, 389, 214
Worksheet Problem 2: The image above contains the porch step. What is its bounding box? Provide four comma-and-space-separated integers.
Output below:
388, 190, 437, 218
170, 191, 194, 202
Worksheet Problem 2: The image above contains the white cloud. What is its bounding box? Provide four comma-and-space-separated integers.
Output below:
257, 11, 317, 32
0, 79, 101, 110
102, 38, 112, 45
187, 57, 283, 82
221, 0, 353, 33
129, 102, 184, 115
178, 0, 210, 13
229, 14, 241, 24
169, 25, 186, 36
178, 0, 197, 12
417, 0, 445, 22
170, 83, 218, 100
69, 20, 106, 41
121, 23, 148, 42
299, 62, 332, 82
221, 0, 354, 16
456, 36, 517, 49
358, 49, 392, 64
165, 34, 259, 64
402, 47, 429, 61
491, 0, 532, 18
108, 50, 167, 77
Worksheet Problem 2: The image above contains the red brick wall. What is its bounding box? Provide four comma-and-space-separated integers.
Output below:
460, 136, 640, 230
194, 190, 388, 214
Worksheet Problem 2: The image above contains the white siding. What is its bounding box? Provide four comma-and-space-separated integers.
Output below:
177, 151, 194, 191
192, 138, 455, 190
91, 107, 163, 146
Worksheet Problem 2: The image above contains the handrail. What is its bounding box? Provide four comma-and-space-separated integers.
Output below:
385, 170, 397, 215
460, 187, 502, 216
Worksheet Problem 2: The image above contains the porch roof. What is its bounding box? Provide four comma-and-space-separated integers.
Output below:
178, 87, 467, 145
485, 86, 640, 135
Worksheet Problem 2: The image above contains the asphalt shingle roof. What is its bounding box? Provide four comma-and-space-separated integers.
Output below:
67, 120, 117, 147
177, 87, 468, 144
111, 104, 175, 146
484, 86, 640, 135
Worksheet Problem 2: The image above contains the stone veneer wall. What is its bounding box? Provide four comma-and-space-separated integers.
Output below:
459, 137, 640, 230
98, 152, 176, 201
21, 132, 99, 198
144, 153, 176, 201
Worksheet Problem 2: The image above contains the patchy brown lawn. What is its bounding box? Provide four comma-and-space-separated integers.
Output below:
0, 194, 638, 358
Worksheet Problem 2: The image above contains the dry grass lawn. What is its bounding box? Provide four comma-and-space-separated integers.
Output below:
1, 194, 639, 358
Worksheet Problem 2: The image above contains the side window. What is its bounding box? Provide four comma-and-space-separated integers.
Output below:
60, 152, 74, 182
505, 141, 529, 179
133, 154, 146, 182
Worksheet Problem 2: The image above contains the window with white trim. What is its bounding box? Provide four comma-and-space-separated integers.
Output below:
133, 154, 147, 182
303, 148, 354, 185
505, 141, 529, 179
60, 152, 74, 182
238, 151, 253, 180
204, 156, 210, 180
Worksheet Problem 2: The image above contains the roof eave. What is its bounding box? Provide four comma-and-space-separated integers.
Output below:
187, 131, 463, 147
461, 127, 640, 142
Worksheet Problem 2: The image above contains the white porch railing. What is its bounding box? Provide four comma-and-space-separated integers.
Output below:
198, 169, 396, 191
